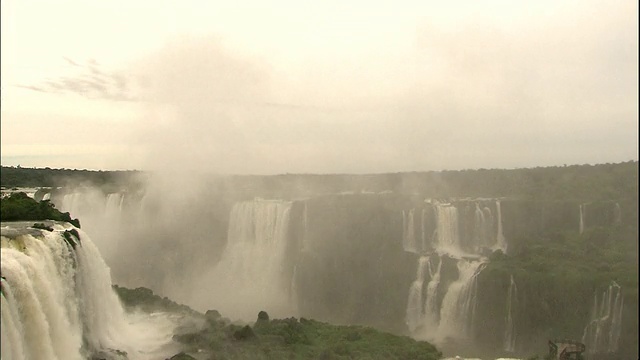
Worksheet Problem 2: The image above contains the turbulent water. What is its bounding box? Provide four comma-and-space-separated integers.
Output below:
404, 200, 502, 348
582, 281, 624, 356
503, 275, 517, 353
0, 222, 179, 360
39, 187, 632, 359
191, 199, 296, 321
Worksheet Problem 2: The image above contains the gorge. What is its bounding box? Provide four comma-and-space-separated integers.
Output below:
2, 162, 637, 359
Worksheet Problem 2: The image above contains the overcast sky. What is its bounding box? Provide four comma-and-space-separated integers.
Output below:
1, 0, 638, 174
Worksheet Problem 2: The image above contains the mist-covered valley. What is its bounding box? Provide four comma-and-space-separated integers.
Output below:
2, 162, 637, 359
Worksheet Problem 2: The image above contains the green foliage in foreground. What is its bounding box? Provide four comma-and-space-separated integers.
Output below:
176, 315, 442, 360
112, 285, 200, 316
112, 285, 442, 360
0, 192, 81, 228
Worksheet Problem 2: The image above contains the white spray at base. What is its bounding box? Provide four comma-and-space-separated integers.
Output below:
503, 274, 517, 352
192, 199, 296, 321
0, 223, 178, 360
581, 281, 624, 356
404, 200, 506, 346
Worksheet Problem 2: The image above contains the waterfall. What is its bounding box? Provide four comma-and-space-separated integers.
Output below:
405, 201, 487, 346
406, 256, 430, 332
434, 204, 462, 256
198, 199, 295, 321
406, 255, 445, 337
579, 204, 585, 234
423, 256, 443, 334
503, 274, 517, 352
437, 260, 486, 341
0, 223, 176, 360
403, 209, 418, 253
105, 193, 125, 220
495, 200, 507, 253
473, 203, 486, 250
613, 203, 622, 225
421, 209, 428, 253
582, 281, 624, 355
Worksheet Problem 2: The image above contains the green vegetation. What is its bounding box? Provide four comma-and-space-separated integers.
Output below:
0, 165, 141, 189
2, 161, 636, 201
477, 222, 638, 357
175, 314, 442, 360
0, 192, 81, 228
112, 285, 200, 316
112, 286, 442, 360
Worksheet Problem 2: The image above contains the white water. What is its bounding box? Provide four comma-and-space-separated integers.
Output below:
613, 203, 622, 225
0, 223, 178, 360
423, 256, 443, 332
579, 204, 585, 234
503, 274, 517, 352
436, 260, 485, 341
402, 209, 418, 253
582, 281, 624, 355
494, 201, 507, 254
193, 199, 295, 321
406, 256, 429, 332
405, 201, 490, 347
434, 203, 463, 256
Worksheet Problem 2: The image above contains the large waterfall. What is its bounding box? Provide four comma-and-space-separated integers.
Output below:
192, 199, 296, 321
582, 281, 624, 356
503, 274, 517, 352
404, 200, 502, 347
0, 222, 177, 360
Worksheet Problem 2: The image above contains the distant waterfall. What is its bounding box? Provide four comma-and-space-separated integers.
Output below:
582, 282, 624, 356
613, 203, 622, 225
437, 260, 485, 341
402, 209, 418, 253
0, 223, 175, 360
423, 256, 443, 332
495, 201, 507, 253
434, 204, 462, 255
105, 193, 125, 220
473, 203, 489, 250
405, 200, 489, 346
503, 274, 517, 352
202, 199, 295, 321
406, 256, 430, 332
579, 204, 585, 234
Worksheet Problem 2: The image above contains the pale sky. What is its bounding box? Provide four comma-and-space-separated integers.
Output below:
1, 0, 638, 174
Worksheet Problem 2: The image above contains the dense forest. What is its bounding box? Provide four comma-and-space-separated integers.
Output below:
0, 166, 142, 189
1, 161, 637, 202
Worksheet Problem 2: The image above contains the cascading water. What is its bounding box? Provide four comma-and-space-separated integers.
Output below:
406, 256, 430, 332
404, 201, 491, 348
434, 203, 462, 255
0, 222, 177, 360
495, 200, 507, 253
582, 281, 624, 356
105, 193, 125, 220
579, 204, 585, 234
402, 209, 418, 253
423, 256, 443, 333
436, 260, 485, 341
194, 199, 295, 321
503, 274, 517, 352
613, 203, 622, 225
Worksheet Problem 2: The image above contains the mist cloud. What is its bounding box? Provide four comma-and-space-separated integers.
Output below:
11, 1, 637, 174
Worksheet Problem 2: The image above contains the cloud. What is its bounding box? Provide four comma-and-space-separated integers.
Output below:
7, 1, 637, 174
17, 58, 139, 102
